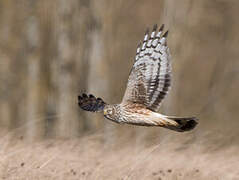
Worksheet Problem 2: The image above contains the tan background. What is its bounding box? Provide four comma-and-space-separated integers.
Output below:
0, 0, 239, 179
0, 0, 238, 139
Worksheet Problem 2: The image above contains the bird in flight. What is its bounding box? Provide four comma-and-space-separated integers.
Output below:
78, 24, 198, 132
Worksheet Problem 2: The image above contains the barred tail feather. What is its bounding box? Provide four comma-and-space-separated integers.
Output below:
164, 116, 198, 132
125, 113, 198, 132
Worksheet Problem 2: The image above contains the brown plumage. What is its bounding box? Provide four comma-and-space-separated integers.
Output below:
78, 24, 198, 132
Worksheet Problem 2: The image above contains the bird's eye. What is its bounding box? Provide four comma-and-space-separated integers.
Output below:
107, 109, 112, 114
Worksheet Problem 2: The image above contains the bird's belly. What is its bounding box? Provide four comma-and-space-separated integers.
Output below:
120, 110, 156, 126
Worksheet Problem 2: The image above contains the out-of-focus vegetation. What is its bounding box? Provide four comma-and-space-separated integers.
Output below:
1, 1, 239, 179
0, 0, 239, 143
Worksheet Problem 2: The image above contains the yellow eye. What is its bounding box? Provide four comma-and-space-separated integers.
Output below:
103, 110, 106, 115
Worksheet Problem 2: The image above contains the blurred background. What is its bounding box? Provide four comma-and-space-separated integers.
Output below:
1, 0, 239, 179
1, 0, 239, 141
1, 0, 239, 140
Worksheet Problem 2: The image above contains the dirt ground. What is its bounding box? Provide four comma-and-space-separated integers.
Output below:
0, 129, 239, 180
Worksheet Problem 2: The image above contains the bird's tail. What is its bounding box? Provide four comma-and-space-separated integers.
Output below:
162, 116, 198, 132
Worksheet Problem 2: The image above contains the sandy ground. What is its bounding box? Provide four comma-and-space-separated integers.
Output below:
0, 129, 239, 180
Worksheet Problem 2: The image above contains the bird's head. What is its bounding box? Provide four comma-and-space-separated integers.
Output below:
103, 105, 116, 121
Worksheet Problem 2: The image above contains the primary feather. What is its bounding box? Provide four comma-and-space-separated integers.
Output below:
78, 93, 106, 112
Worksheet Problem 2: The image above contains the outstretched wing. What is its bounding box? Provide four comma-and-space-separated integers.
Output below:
122, 24, 171, 112
78, 93, 106, 112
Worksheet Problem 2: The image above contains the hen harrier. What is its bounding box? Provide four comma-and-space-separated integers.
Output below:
78, 24, 198, 132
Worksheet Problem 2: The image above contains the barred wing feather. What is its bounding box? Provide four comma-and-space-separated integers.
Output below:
122, 24, 172, 112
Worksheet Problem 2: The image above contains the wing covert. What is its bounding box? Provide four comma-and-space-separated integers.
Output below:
122, 24, 172, 112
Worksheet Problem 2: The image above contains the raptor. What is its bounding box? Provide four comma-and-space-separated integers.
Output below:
78, 24, 198, 132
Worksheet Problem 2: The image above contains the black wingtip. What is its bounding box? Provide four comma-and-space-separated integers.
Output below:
153, 24, 158, 31
159, 24, 164, 32
162, 30, 169, 38
89, 94, 95, 98
96, 97, 103, 101
82, 93, 88, 98
78, 93, 106, 112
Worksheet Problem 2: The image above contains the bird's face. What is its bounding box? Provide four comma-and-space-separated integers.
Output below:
103, 106, 115, 121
